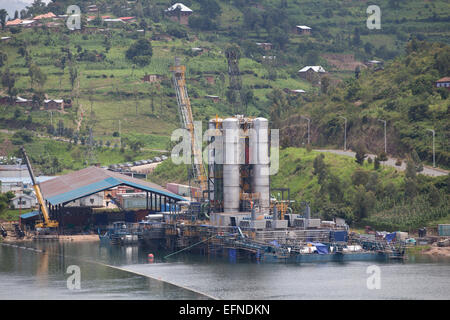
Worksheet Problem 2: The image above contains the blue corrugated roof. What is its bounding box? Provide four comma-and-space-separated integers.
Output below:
20, 211, 40, 219
44, 175, 186, 205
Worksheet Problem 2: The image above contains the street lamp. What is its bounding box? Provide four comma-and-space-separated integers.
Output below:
426, 129, 436, 168
301, 115, 311, 146
338, 115, 347, 151
378, 119, 387, 154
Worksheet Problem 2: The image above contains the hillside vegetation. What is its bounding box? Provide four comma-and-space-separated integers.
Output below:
0, 0, 449, 172
278, 40, 450, 168
149, 147, 449, 231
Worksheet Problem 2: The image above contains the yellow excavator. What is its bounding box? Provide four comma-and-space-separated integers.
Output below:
20, 146, 59, 230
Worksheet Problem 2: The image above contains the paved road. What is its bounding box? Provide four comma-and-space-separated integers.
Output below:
315, 149, 448, 177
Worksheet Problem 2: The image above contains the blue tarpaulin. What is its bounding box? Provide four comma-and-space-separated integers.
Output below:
270, 240, 280, 247
331, 230, 348, 242
308, 242, 329, 255
385, 232, 396, 243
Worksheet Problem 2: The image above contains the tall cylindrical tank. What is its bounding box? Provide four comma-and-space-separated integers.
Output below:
252, 117, 270, 213
223, 118, 240, 212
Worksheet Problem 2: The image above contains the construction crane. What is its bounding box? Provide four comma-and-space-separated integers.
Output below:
170, 58, 208, 196
20, 146, 59, 230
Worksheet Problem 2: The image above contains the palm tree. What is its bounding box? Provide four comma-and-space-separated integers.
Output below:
0, 9, 8, 29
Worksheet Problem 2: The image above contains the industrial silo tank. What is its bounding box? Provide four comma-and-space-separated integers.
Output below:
251, 117, 270, 213
222, 118, 240, 212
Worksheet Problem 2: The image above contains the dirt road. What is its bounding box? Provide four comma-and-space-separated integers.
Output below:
315, 149, 448, 177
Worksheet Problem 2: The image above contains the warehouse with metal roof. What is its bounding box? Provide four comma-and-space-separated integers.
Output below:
38, 167, 186, 225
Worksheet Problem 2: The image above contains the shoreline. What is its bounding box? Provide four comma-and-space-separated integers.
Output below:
420, 246, 450, 258
2, 234, 100, 243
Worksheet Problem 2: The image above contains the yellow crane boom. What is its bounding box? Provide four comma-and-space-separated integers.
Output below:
20, 147, 58, 229
170, 58, 208, 194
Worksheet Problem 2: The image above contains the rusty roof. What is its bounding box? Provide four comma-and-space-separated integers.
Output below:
40, 166, 186, 205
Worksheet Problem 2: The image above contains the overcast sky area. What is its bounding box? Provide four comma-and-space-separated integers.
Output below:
0, 0, 52, 18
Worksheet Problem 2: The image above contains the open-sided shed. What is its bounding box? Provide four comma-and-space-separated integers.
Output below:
39, 167, 186, 222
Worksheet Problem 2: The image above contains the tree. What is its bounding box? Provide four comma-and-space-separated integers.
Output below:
355, 66, 361, 79
139, 20, 148, 35
269, 27, 289, 50
378, 151, 388, 162
326, 174, 343, 203
69, 65, 78, 92
352, 185, 375, 221
405, 158, 417, 180
352, 28, 361, 46
198, 0, 221, 19
374, 157, 380, 170
0, 191, 15, 216
125, 39, 153, 66
313, 154, 328, 185
188, 16, 217, 30
0, 9, 8, 29
29, 63, 47, 90
0, 51, 7, 67
321, 76, 330, 94
351, 169, 369, 186
354, 142, 367, 165
1, 69, 18, 103
411, 149, 423, 172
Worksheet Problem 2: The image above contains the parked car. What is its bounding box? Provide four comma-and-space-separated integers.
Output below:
161, 155, 168, 160
153, 157, 161, 162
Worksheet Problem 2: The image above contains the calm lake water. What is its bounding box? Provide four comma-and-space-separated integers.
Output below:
0, 241, 449, 300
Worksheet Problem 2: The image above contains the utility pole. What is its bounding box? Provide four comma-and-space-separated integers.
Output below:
426, 129, 436, 168
301, 115, 311, 146
118, 120, 121, 148
378, 119, 387, 154
339, 115, 347, 151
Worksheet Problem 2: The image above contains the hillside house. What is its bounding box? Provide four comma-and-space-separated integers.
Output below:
205, 95, 220, 103
33, 12, 57, 20
6, 19, 39, 28
16, 96, 32, 107
256, 42, 273, 51
435, 77, 450, 90
298, 65, 326, 82
44, 99, 64, 110
283, 88, 306, 95
295, 25, 311, 35
87, 5, 98, 12
204, 75, 215, 85
5, 19, 22, 27
142, 74, 163, 83
11, 194, 37, 209
119, 17, 136, 23
0, 96, 10, 104
165, 3, 193, 25
104, 18, 126, 27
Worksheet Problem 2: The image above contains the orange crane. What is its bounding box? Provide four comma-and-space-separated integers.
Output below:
170, 58, 208, 195
20, 146, 58, 230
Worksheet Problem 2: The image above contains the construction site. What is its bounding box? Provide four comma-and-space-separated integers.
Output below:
0, 54, 411, 264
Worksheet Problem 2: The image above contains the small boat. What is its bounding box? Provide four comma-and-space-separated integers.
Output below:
98, 222, 142, 245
